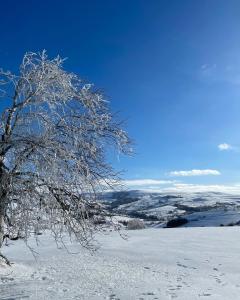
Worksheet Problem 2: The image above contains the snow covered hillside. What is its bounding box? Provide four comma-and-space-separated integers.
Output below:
1, 227, 240, 299
100, 190, 240, 227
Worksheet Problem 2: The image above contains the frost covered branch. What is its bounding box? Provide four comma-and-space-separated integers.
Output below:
0, 51, 131, 252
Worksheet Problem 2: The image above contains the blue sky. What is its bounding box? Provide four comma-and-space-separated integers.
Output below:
1, 0, 240, 192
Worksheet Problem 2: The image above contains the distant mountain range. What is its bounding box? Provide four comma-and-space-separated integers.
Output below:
99, 190, 240, 227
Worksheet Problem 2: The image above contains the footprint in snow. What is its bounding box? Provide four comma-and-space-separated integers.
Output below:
142, 292, 155, 295
0, 276, 14, 283
108, 294, 120, 300
177, 263, 188, 268
198, 293, 212, 297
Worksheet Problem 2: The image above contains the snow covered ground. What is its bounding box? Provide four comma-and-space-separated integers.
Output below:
1, 227, 240, 300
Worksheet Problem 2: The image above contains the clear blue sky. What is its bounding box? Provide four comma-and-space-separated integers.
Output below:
1, 0, 240, 191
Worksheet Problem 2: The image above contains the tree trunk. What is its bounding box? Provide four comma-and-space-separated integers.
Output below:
0, 195, 11, 265
0, 161, 7, 249
0, 211, 4, 249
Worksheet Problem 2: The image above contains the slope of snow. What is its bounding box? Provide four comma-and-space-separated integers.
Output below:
101, 190, 240, 226
185, 209, 240, 227
1, 227, 240, 299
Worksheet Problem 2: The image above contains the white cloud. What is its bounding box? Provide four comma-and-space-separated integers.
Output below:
201, 63, 217, 72
200, 63, 240, 86
100, 178, 240, 195
218, 143, 233, 151
123, 179, 174, 187
163, 183, 240, 194
98, 178, 175, 191
169, 169, 221, 177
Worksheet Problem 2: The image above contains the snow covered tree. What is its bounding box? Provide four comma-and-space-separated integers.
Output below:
0, 51, 130, 260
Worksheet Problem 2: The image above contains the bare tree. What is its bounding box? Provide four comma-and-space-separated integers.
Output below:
0, 51, 130, 262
